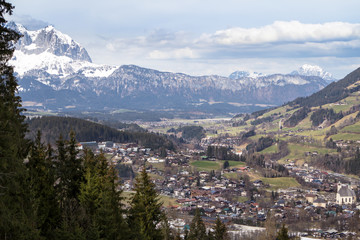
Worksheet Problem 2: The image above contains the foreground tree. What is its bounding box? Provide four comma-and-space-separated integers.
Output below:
276, 224, 290, 240
128, 167, 164, 239
55, 132, 84, 238
56, 131, 83, 202
79, 150, 129, 239
27, 131, 60, 238
211, 216, 228, 240
0, 1, 39, 238
188, 208, 207, 240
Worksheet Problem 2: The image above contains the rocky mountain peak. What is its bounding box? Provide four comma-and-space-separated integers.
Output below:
291, 64, 336, 81
229, 70, 265, 80
8, 22, 92, 62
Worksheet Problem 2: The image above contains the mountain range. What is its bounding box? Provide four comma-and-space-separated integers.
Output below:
9, 22, 336, 115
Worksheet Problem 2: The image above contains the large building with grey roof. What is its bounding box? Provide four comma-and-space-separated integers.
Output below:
336, 183, 356, 205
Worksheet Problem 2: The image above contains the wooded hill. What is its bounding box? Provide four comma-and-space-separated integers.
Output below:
247, 67, 360, 127
289, 67, 360, 108
26, 116, 175, 150
230, 66, 360, 176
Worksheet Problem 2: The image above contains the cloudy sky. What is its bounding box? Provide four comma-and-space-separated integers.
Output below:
8, 0, 360, 78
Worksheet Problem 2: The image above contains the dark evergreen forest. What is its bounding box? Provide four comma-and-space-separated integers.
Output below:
27, 116, 175, 150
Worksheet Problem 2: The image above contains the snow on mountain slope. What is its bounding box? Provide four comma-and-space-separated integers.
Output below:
236, 74, 312, 88
228, 66, 336, 88
8, 22, 118, 79
8, 22, 91, 62
291, 64, 336, 81
229, 71, 265, 79
9, 22, 333, 112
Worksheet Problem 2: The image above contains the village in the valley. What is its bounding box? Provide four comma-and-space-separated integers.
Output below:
77, 118, 360, 239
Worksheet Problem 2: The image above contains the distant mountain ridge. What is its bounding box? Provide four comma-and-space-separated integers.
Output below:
290, 64, 336, 82
289, 67, 360, 108
9, 22, 335, 114
229, 64, 335, 82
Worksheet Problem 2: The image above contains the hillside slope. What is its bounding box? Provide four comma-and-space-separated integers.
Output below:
289, 67, 360, 108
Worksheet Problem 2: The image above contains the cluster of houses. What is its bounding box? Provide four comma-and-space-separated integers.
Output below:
75, 139, 360, 239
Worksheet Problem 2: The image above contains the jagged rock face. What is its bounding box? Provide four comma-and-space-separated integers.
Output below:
8, 22, 91, 62
9, 23, 334, 113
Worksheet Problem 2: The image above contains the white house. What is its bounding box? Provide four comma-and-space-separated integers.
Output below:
336, 183, 356, 205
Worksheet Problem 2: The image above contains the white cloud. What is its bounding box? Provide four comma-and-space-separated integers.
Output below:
88, 21, 360, 78
201, 21, 360, 45
148, 47, 198, 59
9, 14, 49, 30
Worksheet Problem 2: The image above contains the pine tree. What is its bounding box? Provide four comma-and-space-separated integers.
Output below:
0, 1, 39, 238
55, 132, 85, 238
212, 216, 228, 240
128, 167, 164, 240
188, 208, 207, 240
276, 224, 290, 240
56, 131, 83, 202
66, 130, 83, 199
27, 131, 60, 238
95, 153, 129, 239
79, 149, 130, 239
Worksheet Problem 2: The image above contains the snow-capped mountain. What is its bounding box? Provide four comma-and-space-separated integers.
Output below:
290, 64, 336, 82
8, 22, 118, 79
229, 71, 265, 80
9, 23, 333, 114
8, 22, 91, 62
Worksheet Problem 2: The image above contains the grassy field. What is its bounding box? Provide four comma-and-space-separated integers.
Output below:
191, 161, 220, 171
331, 132, 360, 141
261, 106, 288, 118
160, 195, 179, 207
227, 161, 246, 167
323, 94, 360, 113
259, 145, 278, 154
261, 177, 300, 190
341, 121, 360, 133
223, 172, 240, 180
147, 162, 166, 171
191, 160, 245, 171
279, 143, 336, 163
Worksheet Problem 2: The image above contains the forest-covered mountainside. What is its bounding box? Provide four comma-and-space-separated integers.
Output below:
26, 116, 175, 150
227, 66, 360, 176
288, 67, 360, 108
245, 66, 360, 126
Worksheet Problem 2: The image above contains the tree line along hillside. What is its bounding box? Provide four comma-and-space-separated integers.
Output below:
239, 67, 360, 129
26, 116, 175, 150
167, 125, 206, 141
289, 67, 360, 108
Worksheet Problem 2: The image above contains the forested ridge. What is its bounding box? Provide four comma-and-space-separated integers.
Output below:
167, 125, 206, 141
289, 67, 360, 108
27, 116, 175, 150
